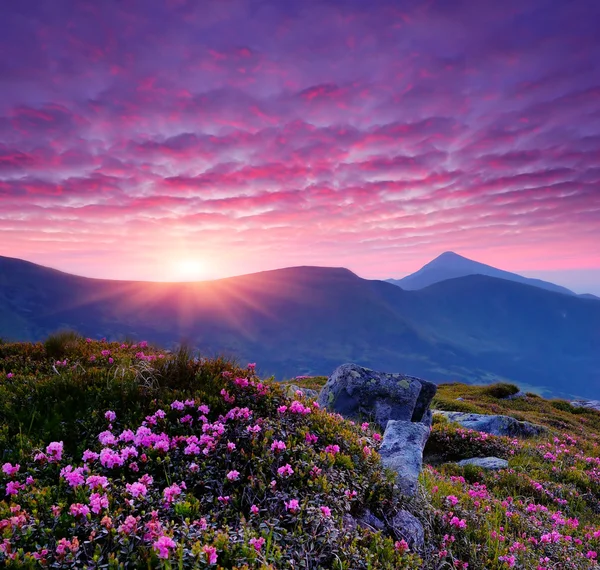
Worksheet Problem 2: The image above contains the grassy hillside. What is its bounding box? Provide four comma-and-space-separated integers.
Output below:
2, 337, 600, 568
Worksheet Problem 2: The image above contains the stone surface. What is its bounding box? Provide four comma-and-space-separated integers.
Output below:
505, 391, 527, 400
283, 384, 318, 399
457, 457, 509, 470
571, 400, 600, 411
391, 510, 425, 550
379, 420, 430, 496
342, 513, 358, 532
357, 509, 386, 531
434, 411, 546, 438
317, 363, 437, 430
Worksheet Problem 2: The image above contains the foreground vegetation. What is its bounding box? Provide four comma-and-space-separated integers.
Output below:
2, 335, 600, 568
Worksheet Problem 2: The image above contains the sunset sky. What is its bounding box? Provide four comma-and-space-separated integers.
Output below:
1, 0, 599, 293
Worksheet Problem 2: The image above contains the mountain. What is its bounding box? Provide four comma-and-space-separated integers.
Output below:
1, 255, 599, 398
387, 251, 580, 296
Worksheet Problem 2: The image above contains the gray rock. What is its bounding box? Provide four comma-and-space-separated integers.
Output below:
284, 384, 318, 399
391, 510, 425, 550
379, 420, 430, 496
571, 400, 600, 411
457, 457, 509, 470
342, 513, 358, 532
317, 363, 437, 430
357, 509, 386, 531
434, 411, 546, 438
505, 391, 527, 400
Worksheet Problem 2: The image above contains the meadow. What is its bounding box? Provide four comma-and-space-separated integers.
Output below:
2, 333, 600, 568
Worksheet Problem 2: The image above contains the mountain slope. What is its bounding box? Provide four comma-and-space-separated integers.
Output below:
388, 251, 577, 296
1, 255, 599, 398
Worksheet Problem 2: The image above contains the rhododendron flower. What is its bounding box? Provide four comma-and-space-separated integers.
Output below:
82, 449, 99, 462
446, 495, 459, 506
277, 464, 294, 477
89, 493, 109, 514
320, 506, 331, 517
305, 432, 318, 444
60, 465, 86, 487
163, 483, 182, 504
249, 537, 265, 551
5, 481, 21, 495
227, 442, 236, 452
324, 444, 340, 455
285, 499, 300, 513
271, 440, 286, 452
226, 470, 240, 481
153, 535, 176, 559
171, 400, 185, 410
373, 433, 382, 441
118, 515, 138, 535
46, 441, 63, 462
449, 516, 467, 529
69, 503, 90, 518
126, 482, 148, 498
104, 410, 116, 422
250, 504, 259, 515
218, 495, 230, 504
203, 544, 218, 564
1, 463, 19, 477
98, 430, 117, 446
395, 539, 409, 553
6, 373, 13, 378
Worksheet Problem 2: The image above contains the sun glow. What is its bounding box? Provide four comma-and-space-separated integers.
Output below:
172, 258, 208, 281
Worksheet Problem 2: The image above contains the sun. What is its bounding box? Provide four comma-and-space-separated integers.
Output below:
172, 258, 207, 281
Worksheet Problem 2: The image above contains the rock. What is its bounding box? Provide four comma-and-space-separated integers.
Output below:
342, 513, 358, 532
434, 411, 546, 438
457, 457, 509, 470
379, 420, 430, 496
317, 363, 437, 430
283, 384, 318, 399
505, 391, 527, 400
391, 510, 425, 550
357, 509, 386, 531
571, 400, 600, 412
456, 397, 464, 401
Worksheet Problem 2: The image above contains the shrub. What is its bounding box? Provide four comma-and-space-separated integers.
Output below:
43, 329, 82, 359
481, 382, 520, 399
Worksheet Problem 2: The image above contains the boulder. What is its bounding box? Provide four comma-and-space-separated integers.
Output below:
505, 391, 527, 400
283, 384, 319, 399
356, 509, 385, 531
434, 411, 546, 438
391, 510, 425, 550
379, 420, 430, 497
571, 400, 600, 412
317, 363, 437, 430
457, 457, 509, 470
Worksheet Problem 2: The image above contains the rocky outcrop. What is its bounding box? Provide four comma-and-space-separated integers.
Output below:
571, 400, 600, 412
317, 363, 437, 430
457, 457, 509, 470
284, 384, 319, 399
391, 510, 425, 550
434, 411, 546, 438
379, 420, 430, 497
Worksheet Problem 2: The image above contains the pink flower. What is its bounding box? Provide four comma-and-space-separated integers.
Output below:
320, 506, 332, 517
60, 465, 86, 487
218, 495, 230, 504
104, 410, 116, 422
249, 537, 265, 551
2, 463, 20, 477
6, 373, 14, 378
202, 544, 218, 564
277, 464, 294, 478
82, 449, 99, 462
587, 551, 598, 560
449, 516, 467, 529
271, 440, 287, 452
305, 432, 318, 445
118, 515, 138, 535
324, 444, 340, 455
250, 504, 259, 515
126, 482, 148, 498
446, 495, 459, 506
171, 400, 185, 410
227, 442, 236, 452
395, 539, 410, 553
89, 493, 109, 514
285, 499, 300, 513
153, 535, 177, 559
373, 433, 382, 442
69, 503, 90, 518
226, 470, 240, 481
163, 483, 182, 504
46, 441, 63, 462
5, 481, 21, 495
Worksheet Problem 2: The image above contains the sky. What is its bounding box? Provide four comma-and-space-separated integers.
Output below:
1, 0, 599, 293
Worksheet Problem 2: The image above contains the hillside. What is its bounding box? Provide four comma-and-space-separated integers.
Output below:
388, 251, 579, 296
1, 256, 600, 398
3, 338, 600, 568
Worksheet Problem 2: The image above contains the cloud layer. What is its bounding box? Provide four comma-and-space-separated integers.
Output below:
1, 0, 599, 288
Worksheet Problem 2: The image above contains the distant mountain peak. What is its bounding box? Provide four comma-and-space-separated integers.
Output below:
389, 252, 576, 297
